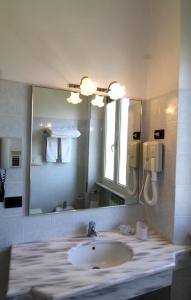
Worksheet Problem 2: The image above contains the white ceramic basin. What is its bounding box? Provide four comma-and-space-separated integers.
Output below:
68, 240, 133, 269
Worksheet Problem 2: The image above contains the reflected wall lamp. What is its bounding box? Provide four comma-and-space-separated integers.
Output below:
91, 95, 104, 108
67, 92, 82, 104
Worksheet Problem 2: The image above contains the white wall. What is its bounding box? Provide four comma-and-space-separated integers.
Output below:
174, 0, 191, 244
142, 92, 178, 241
146, 0, 180, 98
0, 0, 150, 99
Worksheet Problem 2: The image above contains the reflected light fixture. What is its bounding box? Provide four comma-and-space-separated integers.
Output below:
122, 97, 130, 106
67, 92, 82, 104
108, 82, 126, 100
46, 123, 52, 128
80, 76, 97, 96
165, 105, 176, 115
91, 95, 104, 108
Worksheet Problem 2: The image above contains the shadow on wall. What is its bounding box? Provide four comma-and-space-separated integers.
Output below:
0, 248, 11, 300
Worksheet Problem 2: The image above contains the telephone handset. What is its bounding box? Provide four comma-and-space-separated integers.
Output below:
141, 141, 163, 206
127, 141, 140, 196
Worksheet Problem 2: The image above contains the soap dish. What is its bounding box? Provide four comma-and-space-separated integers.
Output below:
119, 224, 135, 236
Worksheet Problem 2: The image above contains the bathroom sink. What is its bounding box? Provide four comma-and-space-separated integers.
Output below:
68, 240, 133, 269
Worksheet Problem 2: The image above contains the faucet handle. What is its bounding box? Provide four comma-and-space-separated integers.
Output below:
87, 221, 97, 237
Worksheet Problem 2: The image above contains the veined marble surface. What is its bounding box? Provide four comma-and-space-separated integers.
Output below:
7, 231, 191, 300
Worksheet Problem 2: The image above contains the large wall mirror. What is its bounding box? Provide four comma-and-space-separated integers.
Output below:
29, 86, 142, 215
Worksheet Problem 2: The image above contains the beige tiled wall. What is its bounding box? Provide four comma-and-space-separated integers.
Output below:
173, 0, 191, 244
174, 89, 191, 244
142, 91, 178, 241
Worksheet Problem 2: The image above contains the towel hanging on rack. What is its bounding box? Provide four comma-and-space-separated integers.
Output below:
60, 138, 72, 163
43, 128, 81, 139
46, 137, 58, 163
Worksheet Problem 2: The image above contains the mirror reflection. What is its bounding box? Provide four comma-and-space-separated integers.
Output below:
29, 86, 142, 215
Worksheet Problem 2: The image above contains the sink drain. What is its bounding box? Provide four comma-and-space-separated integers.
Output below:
92, 266, 100, 269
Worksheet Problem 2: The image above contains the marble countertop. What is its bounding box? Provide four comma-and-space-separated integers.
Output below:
7, 231, 190, 300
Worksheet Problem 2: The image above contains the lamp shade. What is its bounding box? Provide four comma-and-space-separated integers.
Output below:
108, 82, 126, 100
91, 95, 104, 107
67, 92, 82, 104
80, 77, 97, 96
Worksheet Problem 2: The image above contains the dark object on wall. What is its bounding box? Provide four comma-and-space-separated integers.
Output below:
4, 196, 22, 208
154, 129, 165, 139
133, 132, 141, 140
132, 286, 171, 299
0, 169, 6, 202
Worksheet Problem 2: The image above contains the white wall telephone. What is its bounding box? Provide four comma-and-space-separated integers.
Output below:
142, 141, 163, 206
127, 141, 140, 196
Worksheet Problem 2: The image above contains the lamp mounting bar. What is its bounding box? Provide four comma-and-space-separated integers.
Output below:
68, 83, 107, 93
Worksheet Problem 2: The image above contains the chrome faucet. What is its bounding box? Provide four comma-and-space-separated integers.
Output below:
87, 221, 97, 237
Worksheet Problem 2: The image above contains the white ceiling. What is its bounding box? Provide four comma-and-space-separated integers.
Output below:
0, 0, 150, 98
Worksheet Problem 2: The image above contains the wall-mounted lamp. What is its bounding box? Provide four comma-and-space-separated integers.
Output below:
80, 76, 97, 96
108, 82, 126, 100
91, 95, 104, 108
67, 92, 82, 104
67, 78, 126, 105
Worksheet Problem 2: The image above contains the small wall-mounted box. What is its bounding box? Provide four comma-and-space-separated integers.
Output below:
0, 137, 22, 169
10, 150, 22, 167
4, 196, 22, 208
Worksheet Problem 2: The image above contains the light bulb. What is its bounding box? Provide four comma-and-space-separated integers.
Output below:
67, 92, 82, 104
108, 82, 126, 100
80, 77, 97, 96
46, 123, 52, 128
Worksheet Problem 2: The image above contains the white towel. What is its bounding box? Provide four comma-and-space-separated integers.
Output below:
46, 137, 58, 162
46, 128, 81, 138
60, 138, 72, 163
